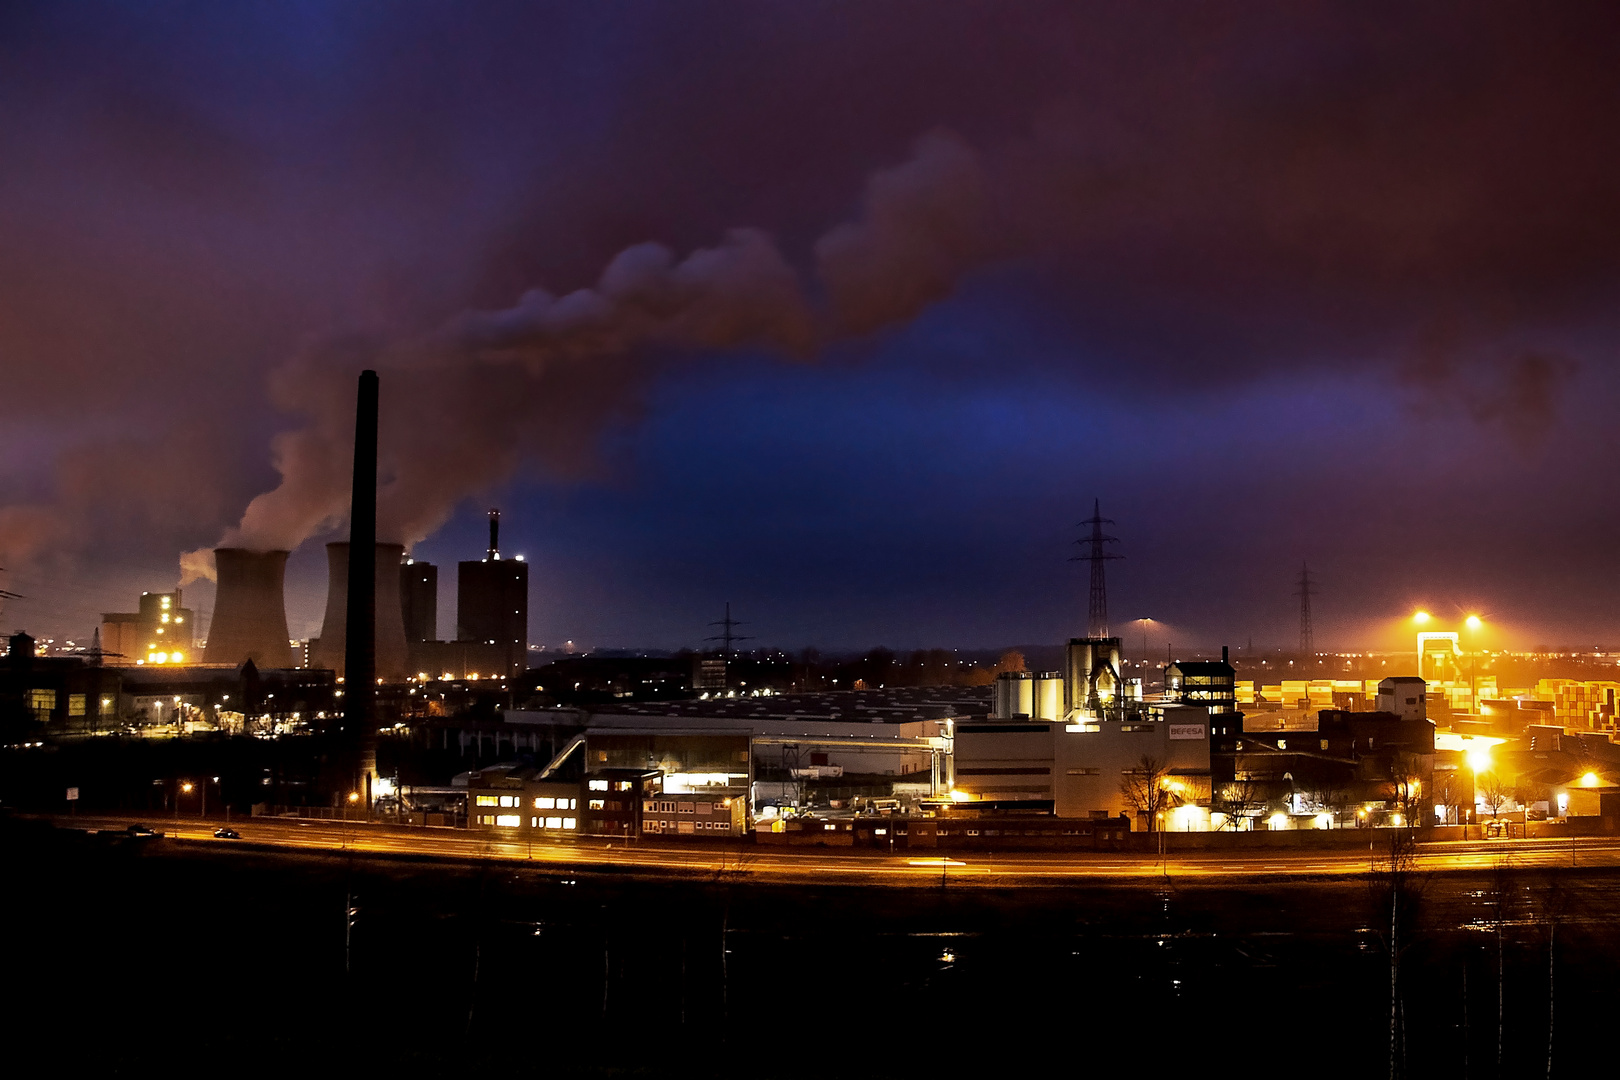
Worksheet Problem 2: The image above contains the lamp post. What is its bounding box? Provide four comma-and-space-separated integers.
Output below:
1412, 611, 1431, 678
1465, 614, 1484, 714
344, 790, 359, 850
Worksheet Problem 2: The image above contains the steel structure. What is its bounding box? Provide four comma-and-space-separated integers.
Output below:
705, 601, 752, 655
1296, 562, 1316, 655
1071, 499, 1122, 638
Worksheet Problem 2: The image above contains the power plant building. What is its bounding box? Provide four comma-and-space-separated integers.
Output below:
100, 590, 194, 666
455, 510, 527, 680
400, 558, 437, 643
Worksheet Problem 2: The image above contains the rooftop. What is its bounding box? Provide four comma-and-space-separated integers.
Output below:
595, 685, 992, 725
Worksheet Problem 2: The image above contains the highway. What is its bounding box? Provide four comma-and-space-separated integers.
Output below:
58, 814, 1620, 886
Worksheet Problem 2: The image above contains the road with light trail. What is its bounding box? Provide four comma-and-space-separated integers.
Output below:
57, 814, 1620, 886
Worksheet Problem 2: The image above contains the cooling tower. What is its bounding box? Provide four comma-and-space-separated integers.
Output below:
310, 541, 408, 682
205, 549, 294, 669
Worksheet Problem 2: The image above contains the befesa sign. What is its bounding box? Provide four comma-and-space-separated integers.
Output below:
1168, 724, 1206, 741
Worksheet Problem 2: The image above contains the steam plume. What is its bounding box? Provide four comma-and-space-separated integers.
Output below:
184, 132, 988, 576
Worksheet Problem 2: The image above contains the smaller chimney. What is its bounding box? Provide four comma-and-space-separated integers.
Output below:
1222, 645, 1229, 663
487, 507, 501, 561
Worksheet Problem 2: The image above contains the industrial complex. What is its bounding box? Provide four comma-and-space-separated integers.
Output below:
6, 372, 1620, 855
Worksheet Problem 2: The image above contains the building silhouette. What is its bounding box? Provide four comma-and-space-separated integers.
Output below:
455, 509, 528, 679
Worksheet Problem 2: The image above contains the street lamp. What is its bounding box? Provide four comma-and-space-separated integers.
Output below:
1464, 615, 1485, 712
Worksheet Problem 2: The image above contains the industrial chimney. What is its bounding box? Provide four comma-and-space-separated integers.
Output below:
204, 549, 294, 669
346, 370, 380, 810
311, 541, 409, 682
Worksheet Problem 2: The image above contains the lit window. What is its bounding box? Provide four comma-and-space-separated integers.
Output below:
589, 799, 605, 811
562, 817, 576, 829
588, 779, 608, 791
545, 816, 562, 829
29, 689, 55, 720
530, 817, 540, 828
500, 795, 520, 808
534, 797, 555, 810
476, 795, 498, 807
68, 694, 86, 717
495, 815, 521, 827
615, 781, 632, 791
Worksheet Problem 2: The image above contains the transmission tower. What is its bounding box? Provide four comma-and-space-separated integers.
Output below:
704, 602, 753, 656
1296, 563, 1316, 656
1070, 499, 1122, 638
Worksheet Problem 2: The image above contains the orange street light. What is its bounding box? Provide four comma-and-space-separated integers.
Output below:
1413, 611, 1431, 625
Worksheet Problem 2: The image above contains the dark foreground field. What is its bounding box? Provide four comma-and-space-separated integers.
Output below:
3, 817, 1615, 1077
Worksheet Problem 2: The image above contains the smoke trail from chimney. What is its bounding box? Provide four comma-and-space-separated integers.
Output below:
181, 131, 987, 575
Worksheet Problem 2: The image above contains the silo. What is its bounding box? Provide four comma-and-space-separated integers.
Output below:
993, 672, 1014, 718
1013, 671, 1034, 717
310, 541, 409, 682
1033, 671, 1064, 721
204, 549, 294, 669
993, 670, 1034, 718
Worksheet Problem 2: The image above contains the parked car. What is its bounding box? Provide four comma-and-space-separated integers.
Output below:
213, 828, 241, 839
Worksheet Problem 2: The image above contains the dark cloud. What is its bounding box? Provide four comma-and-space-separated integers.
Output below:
4, 2, 1620, 642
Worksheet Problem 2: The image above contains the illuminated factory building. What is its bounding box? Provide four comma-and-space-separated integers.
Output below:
100, 590, 194, 666
956, 637, 1222, 828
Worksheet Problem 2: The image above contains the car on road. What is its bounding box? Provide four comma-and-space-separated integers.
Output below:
213, 828, 241, 839
126, 824, 161, 838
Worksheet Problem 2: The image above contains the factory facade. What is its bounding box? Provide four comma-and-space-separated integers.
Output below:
100, 590, 194, 666
957, 637, 1222, 828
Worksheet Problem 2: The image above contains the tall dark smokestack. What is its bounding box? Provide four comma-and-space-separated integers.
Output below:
345, 370, 379, 807
313, 541, 409, 682
487, 507, 500, 561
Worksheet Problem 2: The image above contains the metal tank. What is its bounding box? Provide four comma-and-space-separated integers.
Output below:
1033, 671, 1064, 721
992, 670, 1035, 719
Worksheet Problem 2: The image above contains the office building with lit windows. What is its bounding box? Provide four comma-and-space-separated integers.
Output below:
465, 764, 582, 833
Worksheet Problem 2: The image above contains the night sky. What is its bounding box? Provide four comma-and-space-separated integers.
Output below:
4, 3, 1620, 654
